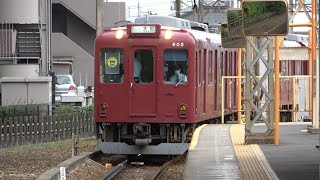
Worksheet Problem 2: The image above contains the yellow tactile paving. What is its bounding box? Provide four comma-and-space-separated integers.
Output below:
189, 124, 207, 150
231, 124, 279, 180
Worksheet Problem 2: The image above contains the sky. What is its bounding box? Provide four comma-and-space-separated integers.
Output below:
106, 0, 312, 32
107, 0, 193, 22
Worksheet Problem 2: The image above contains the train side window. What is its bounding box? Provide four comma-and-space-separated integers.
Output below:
163, 49, 188, 84
219, 51, 223, 83
199, 50, 202, 85
100, 48, 124, 83
208, 51, 213, 84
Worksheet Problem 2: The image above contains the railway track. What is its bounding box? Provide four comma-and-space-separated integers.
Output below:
150, 153, 187, 180
100, 153, 187, 180
100, 159, 128, 180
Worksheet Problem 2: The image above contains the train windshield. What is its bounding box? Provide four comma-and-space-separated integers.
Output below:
163, 49, 188, 84
100, 48, 124, 83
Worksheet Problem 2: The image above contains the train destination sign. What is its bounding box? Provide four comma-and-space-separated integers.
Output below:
131, 25, 156, 33
127, 24, 161, 36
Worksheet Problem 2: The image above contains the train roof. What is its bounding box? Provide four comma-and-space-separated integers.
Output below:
107, 25, 221, 46
135, 15, 191, 29
134, 15, 209, 32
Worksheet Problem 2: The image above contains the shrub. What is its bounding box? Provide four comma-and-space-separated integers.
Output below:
0, 107, 9, 118
85, 104, 94, 112
54, 104, 76, 115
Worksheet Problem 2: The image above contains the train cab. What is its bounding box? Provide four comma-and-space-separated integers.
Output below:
94, 22, 227, 155
95, 24, 195, 123
95, 24, 199, 154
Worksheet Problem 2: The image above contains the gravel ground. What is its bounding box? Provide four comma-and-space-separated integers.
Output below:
114, 165, 160, 180
0, 138, 97, 180
159, 158, 185, 180
57, 153, 185, 180
67, 164, 106, 180
67, 155, 127, 180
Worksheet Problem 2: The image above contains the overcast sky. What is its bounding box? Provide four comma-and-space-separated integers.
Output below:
107, 0, 312, 32
107, 0, 194, 21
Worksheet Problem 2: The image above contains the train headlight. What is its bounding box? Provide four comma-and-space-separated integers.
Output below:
101, 103, 107, 110
100, 103, 108, 117
179, 104, 188, 118
180, 105, 187, 111
115, 30, 124, 39
164, 30, 173, 40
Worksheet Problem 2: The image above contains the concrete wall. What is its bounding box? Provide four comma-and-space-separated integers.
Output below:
0, 0, 39, 23
0, 64, 39, 78
66, 12, 96, 56
104, 2, 126, 27
52, 4, 96, 56
52, 63, 72, 75
54, 0, 125, 28
1, 77, 51, 106
52, 4, 68, 35
50, 0, 126, 86
52, 33, 94, 86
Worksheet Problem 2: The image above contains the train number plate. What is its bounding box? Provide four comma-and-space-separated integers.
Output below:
172, 42, 184, 47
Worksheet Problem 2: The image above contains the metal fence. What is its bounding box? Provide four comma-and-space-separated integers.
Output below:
0, 112, 95, 148
221, 75, 312, 123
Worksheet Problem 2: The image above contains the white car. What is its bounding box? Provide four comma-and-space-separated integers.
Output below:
55, 75, 77, 102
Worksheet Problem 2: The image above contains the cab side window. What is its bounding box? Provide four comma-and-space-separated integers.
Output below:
163, 50, 188, 84
100, 48, 124, 83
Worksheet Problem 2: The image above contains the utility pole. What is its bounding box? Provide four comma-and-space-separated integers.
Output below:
176, 0, 181, 18
198, 0, 204, 22
138, 2, 141, 17
96, 0, 104, 37
193, 0, 198, 21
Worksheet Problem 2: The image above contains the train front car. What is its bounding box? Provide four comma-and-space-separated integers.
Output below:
94, 24, 196, 155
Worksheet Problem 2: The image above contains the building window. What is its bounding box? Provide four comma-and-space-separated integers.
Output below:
100, 48, 124, 83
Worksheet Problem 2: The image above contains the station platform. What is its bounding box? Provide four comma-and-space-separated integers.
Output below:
183, 122, 319, 180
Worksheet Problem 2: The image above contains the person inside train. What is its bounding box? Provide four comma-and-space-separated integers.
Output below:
134, 51, 142, 83
170, 64, 187, 83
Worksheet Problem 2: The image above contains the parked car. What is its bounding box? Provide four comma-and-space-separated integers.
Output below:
55, 75, 77, 102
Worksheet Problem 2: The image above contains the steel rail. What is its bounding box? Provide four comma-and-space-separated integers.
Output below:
100, 159, 128, 180
150, 153, 187, 180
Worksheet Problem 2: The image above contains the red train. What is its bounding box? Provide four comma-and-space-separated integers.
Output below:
94, 17, 307, 155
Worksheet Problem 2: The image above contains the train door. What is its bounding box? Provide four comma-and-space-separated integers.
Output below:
130, 48, 157, 116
